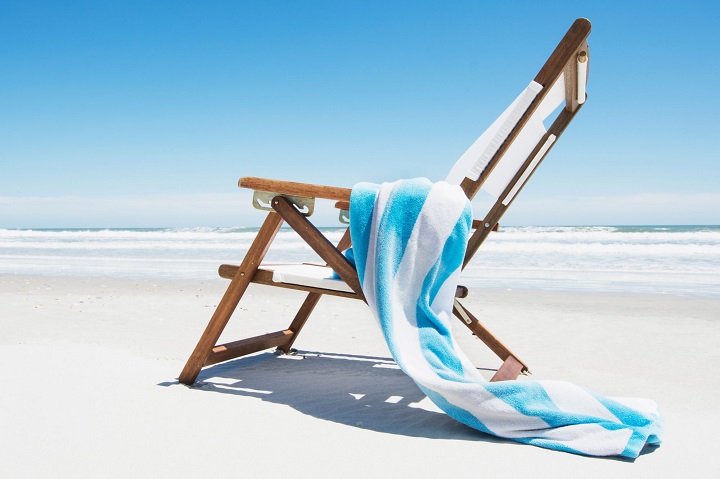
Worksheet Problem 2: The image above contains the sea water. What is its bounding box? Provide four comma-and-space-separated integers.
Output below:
1, 226, 718, 296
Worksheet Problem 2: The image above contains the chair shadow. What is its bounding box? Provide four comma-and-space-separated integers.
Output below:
180, 349, 513, 444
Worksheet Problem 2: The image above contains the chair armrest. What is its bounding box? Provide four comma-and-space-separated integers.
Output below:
238, 177, 352, 202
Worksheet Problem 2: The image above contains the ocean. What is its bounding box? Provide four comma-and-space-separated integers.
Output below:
1, 225, 718, 297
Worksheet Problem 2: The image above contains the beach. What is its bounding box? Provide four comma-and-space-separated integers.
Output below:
3, 0, 719, 475
2, 274, 718, 478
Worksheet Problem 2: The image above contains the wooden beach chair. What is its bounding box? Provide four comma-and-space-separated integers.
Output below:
179, 18, 592, 385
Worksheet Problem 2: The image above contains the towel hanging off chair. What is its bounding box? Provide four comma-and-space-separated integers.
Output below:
347, 178, 663, 458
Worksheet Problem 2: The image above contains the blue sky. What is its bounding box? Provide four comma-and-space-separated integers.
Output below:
1, 0, 718, 227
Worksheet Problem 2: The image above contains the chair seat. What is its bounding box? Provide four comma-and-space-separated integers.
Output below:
261, 263, 354, 293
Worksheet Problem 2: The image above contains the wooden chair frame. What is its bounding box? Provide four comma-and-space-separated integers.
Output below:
179, 18, 591, 386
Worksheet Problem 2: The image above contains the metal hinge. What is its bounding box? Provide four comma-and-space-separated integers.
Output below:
454, 299, 472, 325
252, 190, 315, 216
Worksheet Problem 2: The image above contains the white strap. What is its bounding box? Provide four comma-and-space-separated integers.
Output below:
445, 74, 567, 199
445, 81, 542, 185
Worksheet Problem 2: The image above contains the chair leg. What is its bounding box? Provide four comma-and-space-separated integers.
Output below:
276, 292, 323, 354
490, 355, 525, 382
178, 213, 284, 385
453, 300, 529, 380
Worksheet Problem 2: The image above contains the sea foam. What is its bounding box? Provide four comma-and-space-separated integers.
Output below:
1, 226, 718, 296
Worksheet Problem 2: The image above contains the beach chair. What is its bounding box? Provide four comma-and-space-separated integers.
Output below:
179, 18, 591, 386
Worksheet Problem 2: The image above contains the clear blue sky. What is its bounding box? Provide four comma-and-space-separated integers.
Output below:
1, 0, 718, 227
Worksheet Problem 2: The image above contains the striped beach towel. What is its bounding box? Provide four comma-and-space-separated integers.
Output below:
348, 177, 663, 458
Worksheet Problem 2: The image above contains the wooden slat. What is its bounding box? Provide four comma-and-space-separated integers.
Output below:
179, 212, 284, 385
239, 177, 351, 202
205, 330, 294, 366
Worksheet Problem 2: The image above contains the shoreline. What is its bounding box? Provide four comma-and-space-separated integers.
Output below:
3, 223, 718, 298
4, 270, 719, 299
2, 274, 718, 477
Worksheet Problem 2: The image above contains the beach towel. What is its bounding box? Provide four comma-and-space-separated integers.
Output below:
347, 177, 663, 458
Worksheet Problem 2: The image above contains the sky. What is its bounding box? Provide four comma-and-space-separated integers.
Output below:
1, 0, 718, 228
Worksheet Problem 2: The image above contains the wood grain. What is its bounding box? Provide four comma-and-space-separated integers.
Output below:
239, 177, 351, 201
206, 330, 294, 366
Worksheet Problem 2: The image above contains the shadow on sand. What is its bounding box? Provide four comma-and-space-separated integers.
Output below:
165, 351, 659, 460
177, 349, 514, 444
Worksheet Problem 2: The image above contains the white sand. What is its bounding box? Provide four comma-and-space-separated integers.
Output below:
1, 274, 718, 478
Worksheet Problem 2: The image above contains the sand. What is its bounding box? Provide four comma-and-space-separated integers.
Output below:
1, 274, 718, 478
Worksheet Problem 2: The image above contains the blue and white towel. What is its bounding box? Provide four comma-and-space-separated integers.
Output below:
348, 177, 663, 458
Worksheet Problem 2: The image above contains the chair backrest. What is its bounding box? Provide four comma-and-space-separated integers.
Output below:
452, 18, 591, 267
